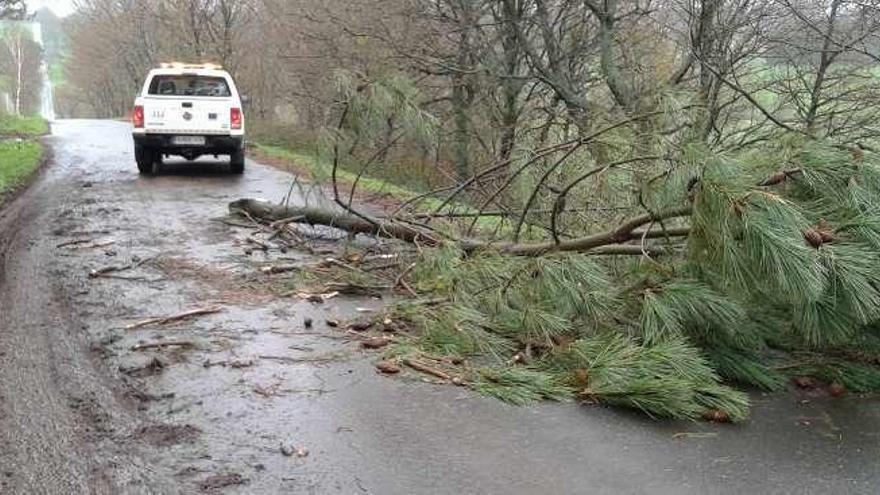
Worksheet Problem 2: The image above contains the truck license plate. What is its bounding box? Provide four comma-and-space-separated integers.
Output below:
172, 135, 206, 146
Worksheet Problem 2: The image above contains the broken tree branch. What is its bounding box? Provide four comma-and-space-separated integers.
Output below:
232, 198, 693, 257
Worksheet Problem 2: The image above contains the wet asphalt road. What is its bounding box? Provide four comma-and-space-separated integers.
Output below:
1, 119, 879, 494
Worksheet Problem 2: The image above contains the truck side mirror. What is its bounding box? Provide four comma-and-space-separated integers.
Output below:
241, 94, 251, 106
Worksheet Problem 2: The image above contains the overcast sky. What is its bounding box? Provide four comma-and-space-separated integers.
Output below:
29, 0, 76, 17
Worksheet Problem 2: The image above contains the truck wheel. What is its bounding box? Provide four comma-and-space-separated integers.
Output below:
135, 145, 155, 174
152, 153, 164, 174
230, 148, 245, 174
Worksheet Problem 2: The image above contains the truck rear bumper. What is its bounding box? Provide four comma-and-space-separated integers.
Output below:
133, 134, 244, 154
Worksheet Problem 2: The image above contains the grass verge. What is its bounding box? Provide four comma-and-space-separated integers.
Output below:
0, 115, 49, 138
0, 140, 44, 203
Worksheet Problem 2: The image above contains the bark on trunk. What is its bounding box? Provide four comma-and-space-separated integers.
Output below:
229, 199, 437, 245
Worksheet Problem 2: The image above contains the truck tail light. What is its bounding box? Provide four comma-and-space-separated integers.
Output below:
231, 107, 242, 130
132, 105, 144, 128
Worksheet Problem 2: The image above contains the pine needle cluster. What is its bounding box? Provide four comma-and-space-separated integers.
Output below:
390, 141, 880, 421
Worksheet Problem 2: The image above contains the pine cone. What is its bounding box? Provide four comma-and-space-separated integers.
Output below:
815, 219, 836, 243
760, 172, 788, 187
804, 229, 824, 249
702, 409, 731, 423
376, 360, 401, 374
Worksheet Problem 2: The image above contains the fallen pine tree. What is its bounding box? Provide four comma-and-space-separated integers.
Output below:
228, 74, 880, 422
231, 140, 880, 422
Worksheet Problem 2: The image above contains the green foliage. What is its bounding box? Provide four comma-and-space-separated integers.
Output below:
552, 333, 749, 421
704, 347, 785, 391
640, 281, 748, 345
473, 368, 574, 405
689, 143, 880, 348
388, 141, 880, 422
412, 250, 617, 346
417, 305, 514, 359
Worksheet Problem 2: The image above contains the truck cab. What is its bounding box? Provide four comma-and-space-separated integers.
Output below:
132, 63, 246, 174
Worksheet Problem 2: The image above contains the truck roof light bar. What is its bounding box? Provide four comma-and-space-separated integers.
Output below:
158, 62, 224, 70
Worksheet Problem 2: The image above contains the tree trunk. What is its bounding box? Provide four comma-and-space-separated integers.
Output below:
230, 199, 691, 258
14, 33, 22, 115
229, 199, 438, 245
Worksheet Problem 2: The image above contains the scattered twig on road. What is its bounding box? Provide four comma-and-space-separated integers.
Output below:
260, 264, 301, 275
56, 239, 95, 248
59, 239, 116, 250
125, 306, 223, 330
323, 282, 393, 295
89, 254, 161, 278
95, 275, 165, 282
268, 216, 306, 241
258, 353, 348, 365
131, 341, 195, 351
246, 235, 276, 251
403, 358, 452, 381
270, 215, 306, 229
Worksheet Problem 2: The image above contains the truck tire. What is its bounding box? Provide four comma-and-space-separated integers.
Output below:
135, 145, 155, 175
230, 147, 245, 174
152, 153, 164, 174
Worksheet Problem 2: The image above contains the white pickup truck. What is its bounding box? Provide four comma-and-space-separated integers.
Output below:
132, 63, 246, 174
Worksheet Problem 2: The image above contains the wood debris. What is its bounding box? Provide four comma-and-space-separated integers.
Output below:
59, 238, 116, 250
89, 254, 160, 278
125, 306, 223, 330
403, 358, 452, 381
131, 341, 195, 351
295, 291, 339, 303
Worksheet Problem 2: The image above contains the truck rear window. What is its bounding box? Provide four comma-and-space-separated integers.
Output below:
148, 76, 231, 97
